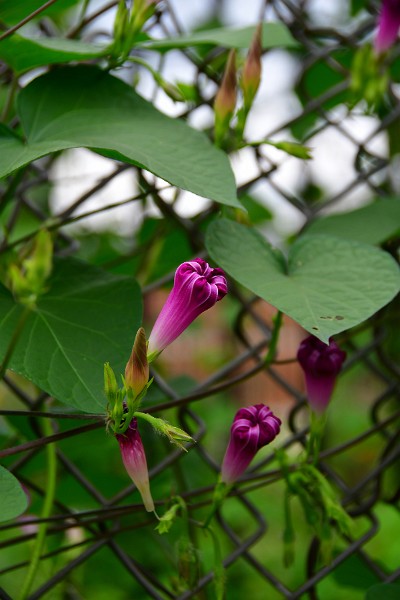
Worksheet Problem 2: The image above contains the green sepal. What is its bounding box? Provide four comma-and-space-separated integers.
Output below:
134, 412, 194, 451
155, 497, 186, 535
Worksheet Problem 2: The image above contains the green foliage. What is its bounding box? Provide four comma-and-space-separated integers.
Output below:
0, 66, 240, 209
141, 22, 298, 51
0, 465, 27, 522
331, 554, 380, 590
0, 35, 108, 73
305, 198, 400, 245
0, 258, 142, 413
206, 218, 400, 343
8, 229, 53, 306
0, 0, 79, 24
350, 0, 366, 15
350, 44, 389, 109
366, 583, 400, 600
291, 48, 352, 139
258, 139, 313, 159
238, 193, 272, 223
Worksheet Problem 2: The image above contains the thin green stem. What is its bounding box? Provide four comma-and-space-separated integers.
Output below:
0, 0, 58, 41
205, 525, 225, 600
17, 418, 57, 600
265, 310, 283, 366
0, 166, 27, 218
1, 76, 18, 122
306, 411, 327, 465
0, 306, 31, 381
203, 480, 231, 528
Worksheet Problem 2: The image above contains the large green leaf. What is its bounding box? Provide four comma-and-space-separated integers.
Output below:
0, 465, 27, 522
0, 66, 240, 209
366, 584, 400, 600
305, 198, 400, 245
141, 22, 298, 50
332, 554, 379, 590
0, 258, 142, 413
0, 0, 79, 24
0, 34, 108, 73
206, 219, 400, 343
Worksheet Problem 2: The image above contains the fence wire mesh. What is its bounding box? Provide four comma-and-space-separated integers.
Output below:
0, 1, 399, 599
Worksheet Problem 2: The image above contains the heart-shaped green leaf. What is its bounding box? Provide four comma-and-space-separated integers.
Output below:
0, 466, 27, 522
0, 65, 240, 209
0, 258, 142, 413
206, 219, 400, 342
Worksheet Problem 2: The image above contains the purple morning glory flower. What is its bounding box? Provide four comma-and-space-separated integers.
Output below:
221, 404, 281, 484
374, 0, 400, 53
147, 258, 227, 359
116, 418, 154, 512
297, 336, 346, 413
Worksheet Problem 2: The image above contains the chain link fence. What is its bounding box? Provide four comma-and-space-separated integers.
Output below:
0, 1, 399, 598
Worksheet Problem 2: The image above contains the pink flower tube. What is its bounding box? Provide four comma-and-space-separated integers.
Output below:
148, 258, 227, 358
221, 404, 281, 484
116, 418, 154, 512
297, 336, 346, 413
375, 0, 400, 53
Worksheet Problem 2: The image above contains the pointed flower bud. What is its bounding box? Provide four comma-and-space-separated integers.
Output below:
104, 362, 119, 406
125, 327, 149, 399
147, 258, 227, 359
214, 50, 237, 144
374, 0, 400, 53
135, 412, 194, 451
242, 23, 262, 110
297, 336, 346, 413
116, 418, 155, 512
221, 404, 281, 484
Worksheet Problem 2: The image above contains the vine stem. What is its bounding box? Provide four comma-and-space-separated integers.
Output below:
0, 306, 31, 381
0, 0, 58, 41
17, 418, 57, 600
202, 481, 231, 528
265, 310, 283, 366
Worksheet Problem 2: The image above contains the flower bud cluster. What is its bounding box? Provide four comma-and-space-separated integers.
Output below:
105, 258, 227, 512
214, 24, 263, 145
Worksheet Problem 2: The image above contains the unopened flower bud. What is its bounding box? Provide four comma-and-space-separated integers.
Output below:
214, 50, 237, 145
104, 362, 119, 406
374, 0, 400, 54
221, 404, 281, 484
162, 423, 194, 451
135, 412, 194, 451
125, 327, 149, 398
116, 418, 155, 512
297, 336, 346, 413
148, 258, 227, 359
242, 23, 262, 110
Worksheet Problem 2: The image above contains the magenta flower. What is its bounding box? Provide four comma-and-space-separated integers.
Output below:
221, 404, 281, 484
297, 336, 346, 413
116, 418, 155, 512
374, 0, 400, 53
147, 258, 227, 358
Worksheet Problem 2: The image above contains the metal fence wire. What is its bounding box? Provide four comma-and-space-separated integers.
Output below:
0, 0, 400, 598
